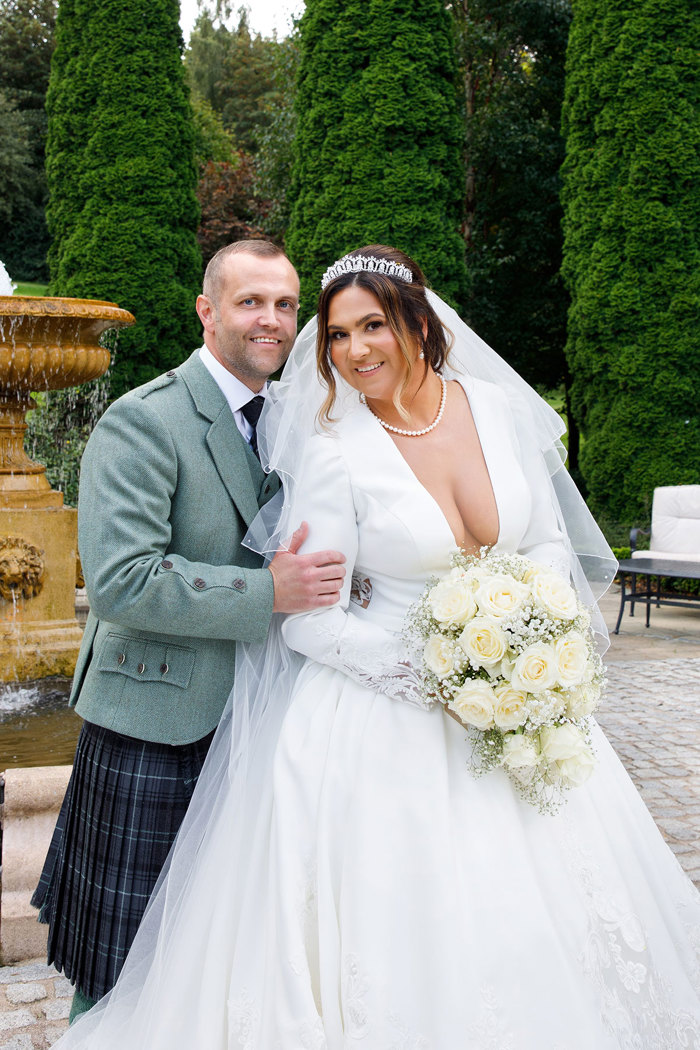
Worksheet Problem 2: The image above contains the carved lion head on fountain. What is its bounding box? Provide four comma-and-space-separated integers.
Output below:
0, 536, 45, 601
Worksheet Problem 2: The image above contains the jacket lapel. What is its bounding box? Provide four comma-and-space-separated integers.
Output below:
179, 351, 261, 528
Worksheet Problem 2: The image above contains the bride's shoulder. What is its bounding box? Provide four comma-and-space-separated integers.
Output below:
311, 398, 368, 444
452, 374, 511, 413
303, 408, 361, 463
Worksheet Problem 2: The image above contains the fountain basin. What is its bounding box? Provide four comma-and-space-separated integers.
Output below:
0, 295, 134, 681
0, 296, 127, 391
0, 296, 134, 506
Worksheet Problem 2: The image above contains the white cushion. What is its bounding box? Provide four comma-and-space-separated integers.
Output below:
631, 549, 700, 563
649, 485, 700, 556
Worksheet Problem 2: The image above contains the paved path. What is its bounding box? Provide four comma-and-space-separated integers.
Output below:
2, 588, 700, 1048
0, 962, 70, 1048
600, 657, 700, 884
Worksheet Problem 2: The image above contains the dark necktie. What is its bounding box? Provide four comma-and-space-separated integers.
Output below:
240, 395, 265, 458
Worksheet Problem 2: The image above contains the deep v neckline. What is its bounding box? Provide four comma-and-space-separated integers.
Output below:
363, 377, 502, 551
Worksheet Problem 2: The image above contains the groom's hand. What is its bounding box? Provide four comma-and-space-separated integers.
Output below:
270, 522, 346, 613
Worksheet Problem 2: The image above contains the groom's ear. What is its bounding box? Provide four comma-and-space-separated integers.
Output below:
196, 294, 216, 333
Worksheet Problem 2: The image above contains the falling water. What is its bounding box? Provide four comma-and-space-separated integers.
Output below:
0, 259, 15, 296
25, 328, 120, 506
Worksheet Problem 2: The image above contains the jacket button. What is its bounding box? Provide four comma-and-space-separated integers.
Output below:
166, 370, 176, 377
137, 662, 146, 674
194, 577, 206, 589
160, 663, 169, 675
232, 577, 246, 591
161, 559, 173, 569
117, 652, 126, 666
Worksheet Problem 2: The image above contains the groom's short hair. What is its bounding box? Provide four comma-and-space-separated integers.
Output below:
203, 239, 291, 305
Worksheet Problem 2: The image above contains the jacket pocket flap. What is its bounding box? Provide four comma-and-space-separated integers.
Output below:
97, 633, 196, 689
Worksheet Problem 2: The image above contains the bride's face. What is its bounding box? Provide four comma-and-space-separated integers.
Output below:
327, 285, 416, 401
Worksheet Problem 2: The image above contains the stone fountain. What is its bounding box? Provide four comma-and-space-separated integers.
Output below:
0, 285, 134, 681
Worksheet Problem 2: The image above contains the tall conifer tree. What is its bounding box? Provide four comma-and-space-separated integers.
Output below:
0, 0, 56, 280
561, 0, 700, 533
454, 0, 571, 394
46, 0, 201, 396
287, 0, 467, 313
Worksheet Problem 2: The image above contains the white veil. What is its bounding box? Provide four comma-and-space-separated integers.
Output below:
53, 288, 616, 1048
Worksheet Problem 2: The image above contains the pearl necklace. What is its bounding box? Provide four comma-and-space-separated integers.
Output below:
360, 374, 447, 437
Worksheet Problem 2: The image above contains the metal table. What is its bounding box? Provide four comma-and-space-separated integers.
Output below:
614, 557, 700, 634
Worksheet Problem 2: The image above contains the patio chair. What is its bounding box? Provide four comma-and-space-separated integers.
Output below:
630, 485, 700, 562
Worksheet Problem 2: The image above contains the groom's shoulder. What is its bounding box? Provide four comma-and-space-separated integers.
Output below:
93, 369, 195, 448
130, 371, 179, 403
131, 353, 200, 404
113, 358, 197, 415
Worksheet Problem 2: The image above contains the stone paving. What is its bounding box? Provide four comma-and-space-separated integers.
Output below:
0, 962, 70, 1048
599, 657, 700, 885
2, 589, 700, 1047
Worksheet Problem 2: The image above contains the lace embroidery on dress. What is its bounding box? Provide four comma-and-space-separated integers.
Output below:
388, 1012, 432, 1050
229, 988, 260, 1050
350, 573, 372, 609
299, 1018, 328, 1049
560, 816, 700, 1049
465, 986, 516, 1050
313, 621, 434, 709
342, 954, 370, 1038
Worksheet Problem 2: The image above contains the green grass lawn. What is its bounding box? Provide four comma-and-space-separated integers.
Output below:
14, 281, 49, 296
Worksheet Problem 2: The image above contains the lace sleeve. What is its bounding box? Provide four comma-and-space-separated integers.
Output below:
309, 613, 431, 709
281, 434, 434, 709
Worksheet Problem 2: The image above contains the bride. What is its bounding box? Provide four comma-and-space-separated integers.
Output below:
54, 246, 700, 1049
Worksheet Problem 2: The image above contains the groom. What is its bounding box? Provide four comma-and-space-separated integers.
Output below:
33, 240, 345, 1021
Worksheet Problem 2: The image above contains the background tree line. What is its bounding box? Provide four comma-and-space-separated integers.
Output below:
1, 0, 697, 539
2, 0, 570, 393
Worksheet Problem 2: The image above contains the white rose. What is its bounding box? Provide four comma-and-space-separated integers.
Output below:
428, 578, 477, 625
497, 655, 515, 682
555, 631, 590, 687
464, 565, 490, 592
493, 684, 528, 730
565, 682, 601, 719
539, 722, 589, 763
475, 576, 530, 619
457, 616, 507, 669
510, 642, 557, 692
532, 573, 578, 620
557, 747, 596, 787
521, 561, 549, 584
424, 634, 457, 678
448, 679, 495, 730
501, 733, 540, 770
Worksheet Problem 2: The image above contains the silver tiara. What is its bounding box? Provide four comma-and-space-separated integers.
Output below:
320, 253, 413, 290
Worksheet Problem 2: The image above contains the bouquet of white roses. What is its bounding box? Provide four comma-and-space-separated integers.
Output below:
406, 549, 605, 812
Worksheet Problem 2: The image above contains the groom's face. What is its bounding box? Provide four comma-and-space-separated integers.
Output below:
197, 253, 299, 391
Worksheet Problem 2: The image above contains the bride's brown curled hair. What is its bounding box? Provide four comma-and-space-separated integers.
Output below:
316, 245, 453, 423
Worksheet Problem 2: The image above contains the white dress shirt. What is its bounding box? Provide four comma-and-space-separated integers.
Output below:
198, 345, 267, 445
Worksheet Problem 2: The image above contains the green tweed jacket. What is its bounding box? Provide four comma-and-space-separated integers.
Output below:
71, 350, 279, 745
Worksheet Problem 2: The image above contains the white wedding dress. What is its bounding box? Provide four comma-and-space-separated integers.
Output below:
57, 378, 700, 1050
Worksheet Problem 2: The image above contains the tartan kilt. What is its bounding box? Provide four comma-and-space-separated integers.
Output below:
32, 720, 213, 1002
